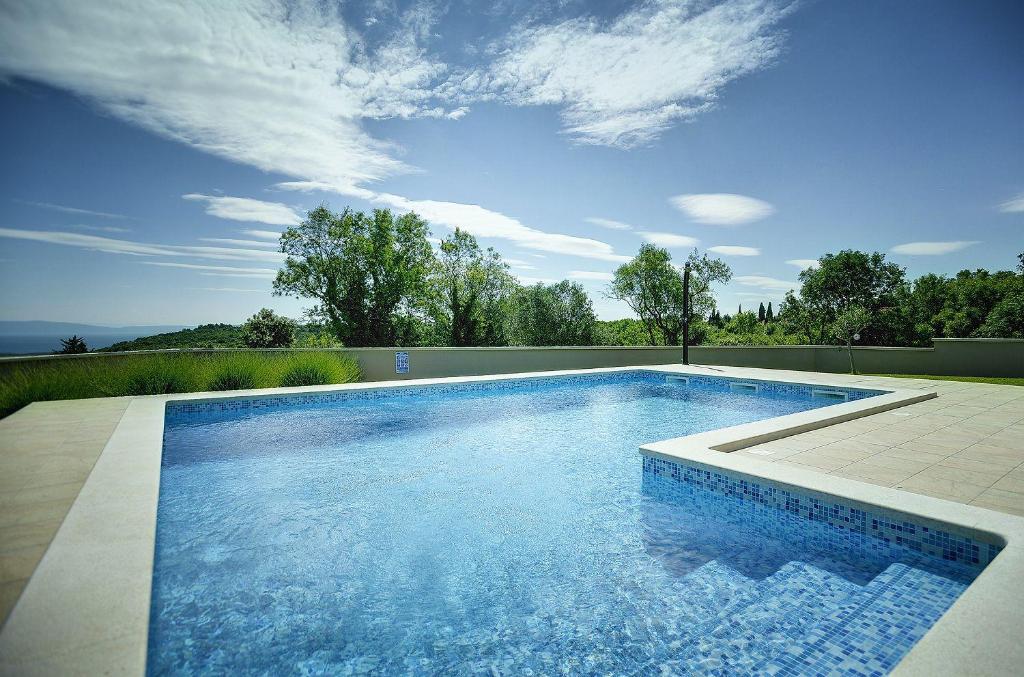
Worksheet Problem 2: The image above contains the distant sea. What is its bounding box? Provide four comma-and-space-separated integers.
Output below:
0, 334, 151, 356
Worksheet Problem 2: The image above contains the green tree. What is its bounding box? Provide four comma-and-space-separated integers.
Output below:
57, 335, 88, 354
765, 302, 774, 323
507, 281, 597, 346
609, 245, 730, 346
831, 305, 872, 374
241, 308, 295, 348
933, 269, 1019, 338
434, 228, 517, 346
796, 250, 907, 344
273, 206, 435, 347
594, 319, 664, 346
758, 302, 766, 323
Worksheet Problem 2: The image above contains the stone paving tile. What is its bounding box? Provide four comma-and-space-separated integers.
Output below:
0, 397, 129, 626
742, 375, 1024, 519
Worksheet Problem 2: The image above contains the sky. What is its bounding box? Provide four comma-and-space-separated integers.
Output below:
0, 0, 1022, 326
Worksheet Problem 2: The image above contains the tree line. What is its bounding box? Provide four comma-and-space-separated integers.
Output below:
270, 206, 610, 348
149, 205, 1024, 351
261, 206, 1024, 349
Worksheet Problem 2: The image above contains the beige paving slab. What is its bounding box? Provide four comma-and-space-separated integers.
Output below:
0, 398, 128, 627
741, 376, 1024, 518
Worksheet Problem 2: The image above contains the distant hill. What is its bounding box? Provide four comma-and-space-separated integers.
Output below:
0, 320, 185, 336
0, 321, 189, 355
100, 324, 246, 351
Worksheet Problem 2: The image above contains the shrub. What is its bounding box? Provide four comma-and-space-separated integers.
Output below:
279, 363, 331, 387
242, 308, 296, 348
207, 370, 258, 391
109, 355, 198, 395
0, 350, 361, 419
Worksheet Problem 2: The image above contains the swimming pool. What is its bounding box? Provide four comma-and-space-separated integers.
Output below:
149, 371, 993, 675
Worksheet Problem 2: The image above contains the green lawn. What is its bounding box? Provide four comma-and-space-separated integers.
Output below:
871, 373, 1024, 387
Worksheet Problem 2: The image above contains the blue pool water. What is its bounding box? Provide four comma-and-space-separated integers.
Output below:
149, 372, 986, 675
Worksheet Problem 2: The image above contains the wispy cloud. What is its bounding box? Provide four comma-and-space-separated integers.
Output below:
733, 275, 796, 291
347, 189, 632, 262
0, 0, 455, 192
785, 258, 818, 270
515, 274, 559, 285
585, 217, 633, 231
189, 287, 267, 293
670, 193, 775, 225
199, 238, 279, 249
637, 231, 699, 248
0, 227, 285, 263
997, 192, 1024, 213
15, 199, 130, 220
242, 230, 283, 241
141, 262, 277, 279
69, 224, 133, 234
459, 0, 791, 147
890, 241, 979, 255
708, 245, 760, 256
568, 270, 614, 281
184, 194, 302, 226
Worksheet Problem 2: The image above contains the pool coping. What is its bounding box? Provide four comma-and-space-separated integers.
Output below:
1, 363, 1021, 675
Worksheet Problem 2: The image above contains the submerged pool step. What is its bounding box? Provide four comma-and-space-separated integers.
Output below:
754, 562, 971, 676
677, 561, 862, 674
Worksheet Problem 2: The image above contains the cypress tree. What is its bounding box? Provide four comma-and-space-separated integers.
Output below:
766, 302, 775, 323
758, 302, 766, 323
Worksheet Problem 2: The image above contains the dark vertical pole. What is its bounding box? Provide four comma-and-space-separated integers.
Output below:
682, 262, 691, 365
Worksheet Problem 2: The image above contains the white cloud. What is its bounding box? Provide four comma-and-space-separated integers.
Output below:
785, 258, 818, 270
242, 230, 283, 241
0, 227, 285, 263
460, 0, 790, 147
199, 238, 280, 249
708, 245, 760, 256
142, 262, 277, 279
585, 217, 633, 231
637, 231, 699, 248
0, 0, 456, 192
515, 275, 559, 285
733, 275, 796, 291
997, 192, 1024, 213
359, 190, 632, 262
890, 241, 979, 256
70, 224, 133, 234
15, 200, 130, 220
670, 193, 775, 225
183, 194, 302, 226
568, 270, 614, 281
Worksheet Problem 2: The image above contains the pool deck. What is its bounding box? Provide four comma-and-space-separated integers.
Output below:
1, 364, 1023, 675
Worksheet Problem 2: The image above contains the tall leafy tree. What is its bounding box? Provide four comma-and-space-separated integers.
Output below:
758, 302, 766, 323
765, 302, 774, 323
507, 281, 597, 346
610, 245, 730, 345
796, 250, 907, 344
273, 206, 435, 347
434, 228, 517, 346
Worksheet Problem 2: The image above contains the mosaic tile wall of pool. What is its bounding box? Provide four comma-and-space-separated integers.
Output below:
150, 371, 989, 675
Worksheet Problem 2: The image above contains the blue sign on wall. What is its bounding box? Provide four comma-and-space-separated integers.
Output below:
395, 351, 409, 374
